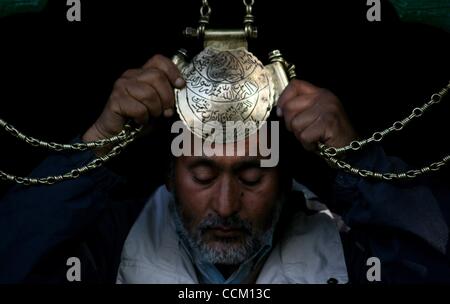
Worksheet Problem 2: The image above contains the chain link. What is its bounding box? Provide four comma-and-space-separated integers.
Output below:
318, 81, 450, 180
197, 0, 255, 20
0, 125, 142, 186
242, 0, 256, 38
0, 118, 138, 151
319, 148, 450, 181
199, 0, 211, 24
191, 0, 256, 38
243, 0, 255, 15
195, 0, 212, 37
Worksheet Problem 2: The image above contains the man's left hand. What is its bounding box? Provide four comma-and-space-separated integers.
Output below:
277, 79, 357, 151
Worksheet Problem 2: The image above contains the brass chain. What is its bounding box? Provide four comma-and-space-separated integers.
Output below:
318, 81, 450, 181
194, 0, 212, 37
199, 0, 255, 18
318, 148, 450, 181
0, 117, 135, 151
0, 124, 142, 186
199, 0, 211, 25
193, 0, 256, 37
242, 0, 256, 38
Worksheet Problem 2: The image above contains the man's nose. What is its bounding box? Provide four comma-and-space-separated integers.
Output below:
212, 175, 242, 218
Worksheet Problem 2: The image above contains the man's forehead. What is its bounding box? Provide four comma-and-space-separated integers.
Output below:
179, 155, 264, 169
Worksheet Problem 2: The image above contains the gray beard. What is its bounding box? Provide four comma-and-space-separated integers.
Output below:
169, 192, 284, 266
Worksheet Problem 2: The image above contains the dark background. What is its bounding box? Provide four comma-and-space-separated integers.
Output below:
0, 0, 449, 198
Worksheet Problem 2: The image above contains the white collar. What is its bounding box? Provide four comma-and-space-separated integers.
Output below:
117, 183, 348, 284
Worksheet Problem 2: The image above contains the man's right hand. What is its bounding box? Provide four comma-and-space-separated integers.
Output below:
82, 54, 185, 144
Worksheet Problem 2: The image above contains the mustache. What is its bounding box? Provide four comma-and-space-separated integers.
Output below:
197, 214, 253, 234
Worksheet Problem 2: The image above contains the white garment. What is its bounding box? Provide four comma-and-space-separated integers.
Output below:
116, 183, 349, 284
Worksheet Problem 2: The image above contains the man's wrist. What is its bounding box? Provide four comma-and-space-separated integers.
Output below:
82, 124, 114, 157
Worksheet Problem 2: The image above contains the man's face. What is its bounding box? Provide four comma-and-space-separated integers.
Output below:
171, 152, 282, 265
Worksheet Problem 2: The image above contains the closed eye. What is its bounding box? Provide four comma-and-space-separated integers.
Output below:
239, 168, 263, 187
191, 166, 217, 185
239, 178, 262, 186
193, 175, 216, 185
